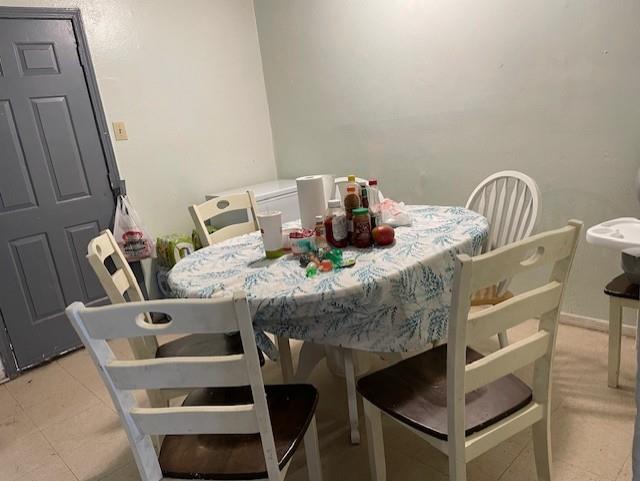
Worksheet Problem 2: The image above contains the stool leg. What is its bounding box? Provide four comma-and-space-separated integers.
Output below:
608, 298, 622, 388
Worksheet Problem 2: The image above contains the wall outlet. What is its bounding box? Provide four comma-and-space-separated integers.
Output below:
113, 121, 128, 141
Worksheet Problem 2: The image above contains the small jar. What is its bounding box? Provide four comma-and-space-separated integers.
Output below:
352, 207, 372, 248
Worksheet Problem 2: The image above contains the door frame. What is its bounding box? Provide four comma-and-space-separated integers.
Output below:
0, 7, 122, 379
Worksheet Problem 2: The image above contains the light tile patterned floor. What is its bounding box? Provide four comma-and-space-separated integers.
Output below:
0, 321, 635, 481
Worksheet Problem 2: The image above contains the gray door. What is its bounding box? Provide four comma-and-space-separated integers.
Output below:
0, 18, 115, 370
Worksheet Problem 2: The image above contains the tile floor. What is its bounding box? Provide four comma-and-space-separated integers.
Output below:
0, 320, 635, 481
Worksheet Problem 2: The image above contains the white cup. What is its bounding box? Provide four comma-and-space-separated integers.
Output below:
257, 211, 283, 258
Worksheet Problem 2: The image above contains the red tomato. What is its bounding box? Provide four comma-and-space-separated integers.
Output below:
372, 224, 395, 246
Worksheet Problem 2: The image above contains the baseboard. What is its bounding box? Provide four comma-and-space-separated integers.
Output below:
560, 311, 637, 338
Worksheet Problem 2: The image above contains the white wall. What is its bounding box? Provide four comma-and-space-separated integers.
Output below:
2, 0, 277, 235
255, 0, 640, 321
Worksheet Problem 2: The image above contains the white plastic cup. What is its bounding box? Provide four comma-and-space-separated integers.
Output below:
257, 211, 283, 258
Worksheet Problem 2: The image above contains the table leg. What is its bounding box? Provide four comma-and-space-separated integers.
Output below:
277, 336, 294, 384
344, 348, 361, 445
294, 341, 327, 382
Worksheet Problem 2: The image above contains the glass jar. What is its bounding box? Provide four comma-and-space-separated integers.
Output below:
352, 207, 372, 248
324, 199, 348, 248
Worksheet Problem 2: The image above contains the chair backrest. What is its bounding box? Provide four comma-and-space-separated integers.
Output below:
65, 293, 281, 481
333, 176, 385, 203
87, 229, 158, 359
465, 170, 541, 253
446, 220, 581, 455
189, 190, 259, 248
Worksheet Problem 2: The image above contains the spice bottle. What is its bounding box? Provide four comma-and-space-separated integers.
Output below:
324, 199, 348, 248
314, 215, 327, 249
343, 185, 361, 240
368, 179, 381, 228
352, 208, 372, 248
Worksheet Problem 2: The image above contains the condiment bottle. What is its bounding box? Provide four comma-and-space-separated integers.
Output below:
368, 179, 381, 228
324, 199, 348, 248
343, 185, 361, 241
359, 181, 369, 209
314, 215, 327, 249
352, 207, 372, 248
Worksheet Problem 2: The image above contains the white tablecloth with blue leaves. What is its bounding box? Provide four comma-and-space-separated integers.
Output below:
168, 205, 488, 358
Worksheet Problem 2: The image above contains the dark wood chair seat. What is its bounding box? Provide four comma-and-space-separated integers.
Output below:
156, 332, 265, 366
159, 384, 318, 480
605, 274, 639, 300
357, 345, 532, 441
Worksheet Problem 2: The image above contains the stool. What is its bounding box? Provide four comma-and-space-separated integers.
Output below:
604, 274, 639, 388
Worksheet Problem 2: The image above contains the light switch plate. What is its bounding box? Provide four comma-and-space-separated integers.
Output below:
113, 121, 128, 141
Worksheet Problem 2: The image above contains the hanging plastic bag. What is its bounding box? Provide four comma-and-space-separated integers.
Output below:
113, 195, 154, 261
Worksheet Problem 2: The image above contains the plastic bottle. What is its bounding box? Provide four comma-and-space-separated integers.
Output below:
368, 179, 381, 229
343, 185, 361, 241
359, 181, 369, 209
324, 199, 348, 248
314, 215, 327, 249
344, 175, 360, 206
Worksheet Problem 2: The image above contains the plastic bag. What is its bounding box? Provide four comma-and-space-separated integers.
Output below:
113, 195, 154, 261
378, 199, 412, 227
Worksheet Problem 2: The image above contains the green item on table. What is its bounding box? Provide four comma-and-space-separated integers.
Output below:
340, 258, 356, 268
306, 262, 318, 277
324, 248, 343, 266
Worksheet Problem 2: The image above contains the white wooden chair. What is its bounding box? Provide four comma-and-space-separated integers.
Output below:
189, 190, 259, 248
87, 230, 252, 409
466, 170, 541, 347
357, 220, 582, 481
65, 294, 323, 481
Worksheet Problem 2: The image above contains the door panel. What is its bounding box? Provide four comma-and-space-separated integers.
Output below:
32, 96, 90, 201
64, 221, 105, 303
0, 99, 37, 211
10, 233, 67, 322
0, 17, 115, 369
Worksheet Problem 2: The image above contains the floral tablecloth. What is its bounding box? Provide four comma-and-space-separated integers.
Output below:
168, 205, 488, 358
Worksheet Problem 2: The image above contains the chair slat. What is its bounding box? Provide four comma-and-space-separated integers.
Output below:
131, 404, 258, 435
209, 222, 259, 244
81, 298, 239, 339
189, 191, 259, 248
465, 331, 550, 393
467, 281, 562, 343
111, 269, 130, 295
471, 225, 576, 292
464, 402, 543, 462
106, 355, 249, 390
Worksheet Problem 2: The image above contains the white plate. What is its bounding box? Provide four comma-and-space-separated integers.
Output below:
586, 217, 640, 250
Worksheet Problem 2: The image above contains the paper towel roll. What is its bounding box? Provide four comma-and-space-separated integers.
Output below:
296, 175, 328, 229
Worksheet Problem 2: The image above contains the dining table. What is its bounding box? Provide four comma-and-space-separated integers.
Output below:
169, 204, 488, 443
168, 204, 488, 359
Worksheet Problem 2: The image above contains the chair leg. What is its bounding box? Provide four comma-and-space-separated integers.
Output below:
498, 330, 509, 348
303, 415, 323, 481
343, 348, 361, 444
277, 336, 294, 383
363, 400, 386, 481
532, 415, 552, 481
608, 299, 623, 388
